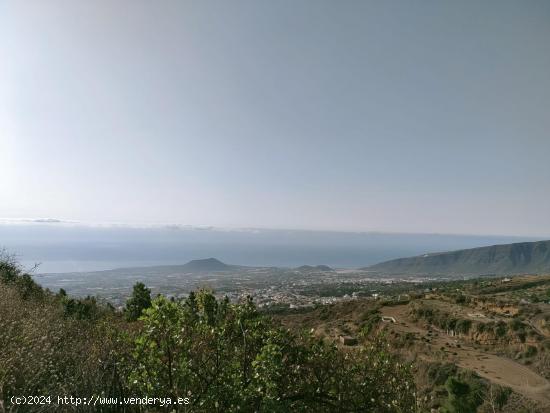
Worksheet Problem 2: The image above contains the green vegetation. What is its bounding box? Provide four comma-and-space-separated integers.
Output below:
129, 292, 415, 412
426, 362, 458, 387
411, 303, 470, 336
0, 257, 416, 412
3, 254, 550, 412
360, 308, 381, 335
124, 281, 152, 321
455, 319, 472, 335
440, 373, 510, 413
418, 363, 510, 413
0, 259, 124, 412
442, 373, 483, 413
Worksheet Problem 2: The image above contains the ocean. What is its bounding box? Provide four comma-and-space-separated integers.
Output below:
0, 223, 542, 273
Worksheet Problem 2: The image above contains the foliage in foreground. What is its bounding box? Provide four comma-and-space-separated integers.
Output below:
0, 257, 416, 412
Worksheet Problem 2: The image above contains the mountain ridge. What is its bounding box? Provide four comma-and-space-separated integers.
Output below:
366, 239, 550, 276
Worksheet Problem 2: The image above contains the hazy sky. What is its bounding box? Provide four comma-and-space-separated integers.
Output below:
1, 1, 549, 236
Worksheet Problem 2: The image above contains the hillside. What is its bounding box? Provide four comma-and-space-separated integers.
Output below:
367, 240, 550, 276
276, 274, 550, 411
1, 256, 417, 413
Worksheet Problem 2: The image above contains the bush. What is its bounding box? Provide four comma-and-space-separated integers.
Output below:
442, 373, 484, 413
128, 292, 417, 412
427, 362, 458, 386
361, 308, 380, 335
510, 318, 524, 332
455, 319, 472, 335
495, 321, 508, 338
525, 345, 537, 358
0, 284, 129, 412
455, 294, 467, 304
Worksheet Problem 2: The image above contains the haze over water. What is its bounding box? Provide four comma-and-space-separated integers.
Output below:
0, 222, 543, 273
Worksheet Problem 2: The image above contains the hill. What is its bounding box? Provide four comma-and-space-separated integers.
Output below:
180, 257, 235, 272
103, 257, 238, 274
366, 240, 550, 276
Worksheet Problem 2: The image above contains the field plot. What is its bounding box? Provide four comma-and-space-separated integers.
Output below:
381, 304, 550, 406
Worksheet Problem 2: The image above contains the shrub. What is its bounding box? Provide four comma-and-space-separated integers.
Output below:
525, 345, 537, 358
510, 318, 523, 332
427, 362, 458, 386
442, 373, 484, 413
128, 292, 417, 412
495, 321, 507, 338
455, 319, 472, 335
455, 294, 467, 304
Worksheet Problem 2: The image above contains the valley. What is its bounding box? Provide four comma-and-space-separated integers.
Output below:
276, 274, 550, 411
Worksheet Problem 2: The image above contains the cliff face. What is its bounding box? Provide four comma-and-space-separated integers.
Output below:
368, 240, 550, 276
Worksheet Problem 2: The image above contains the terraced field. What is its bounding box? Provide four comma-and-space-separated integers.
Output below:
381, 304, 550, 407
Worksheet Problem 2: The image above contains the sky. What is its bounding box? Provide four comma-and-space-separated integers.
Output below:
1, 1, 550, 236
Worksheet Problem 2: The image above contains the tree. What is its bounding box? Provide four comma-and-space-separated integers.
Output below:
128, 290, 417, 412
443, 374, 483, 413
125, 282, 152, 321
0, 250, 20, 284
130, 295, 183, 399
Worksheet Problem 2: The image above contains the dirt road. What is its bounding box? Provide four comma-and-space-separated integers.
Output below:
381, 304, 550, 407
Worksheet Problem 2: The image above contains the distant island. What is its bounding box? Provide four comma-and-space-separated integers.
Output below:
366, 239, 550, 276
